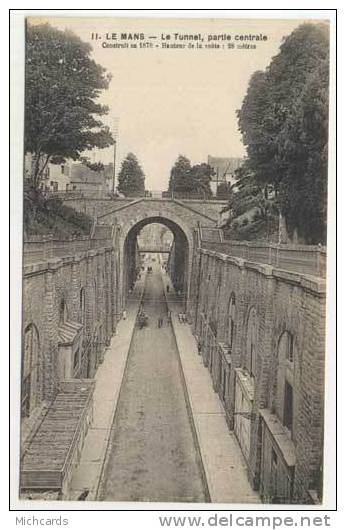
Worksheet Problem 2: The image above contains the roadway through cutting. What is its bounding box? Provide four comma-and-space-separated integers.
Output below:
99, 264, 208, 502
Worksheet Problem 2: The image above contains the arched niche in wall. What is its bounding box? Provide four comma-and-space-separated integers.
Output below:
22, 323, 40, 418
245, 306, 259, 378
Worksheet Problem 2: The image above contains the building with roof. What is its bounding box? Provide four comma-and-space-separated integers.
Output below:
24, 153, 73, 191
24, 154, 113, 197
207, 155, 244, 195
69, 163, 113, 198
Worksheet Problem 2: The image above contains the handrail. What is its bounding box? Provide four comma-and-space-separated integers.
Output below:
23, 236, 113, 264
200, 239, 326, 278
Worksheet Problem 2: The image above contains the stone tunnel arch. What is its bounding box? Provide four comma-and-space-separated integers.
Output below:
120, 215, 193, 311
93, 198, 221, 317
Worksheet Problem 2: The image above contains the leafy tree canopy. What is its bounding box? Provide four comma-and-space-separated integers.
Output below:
237, 23, 329, 243
277, 59, 329, 244
222, 164, 277, 221
190, 163, 213, 197
117, 153, 145, 196
168, 156, 213, 197
168, 155, 193, 193
25, 23, 114, 187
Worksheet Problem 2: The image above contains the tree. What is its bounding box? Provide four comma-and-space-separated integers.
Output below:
117, 153, 145, 196
221, 165, 261, 218
191, 163, 214, 197
168, 155, 193, 193
25, 23, 114, 188
277, 59, 329, 243
168, 156, 213, 197
237, 23, 329, 243
237, 71, 276, 186
221, 160, 278, 235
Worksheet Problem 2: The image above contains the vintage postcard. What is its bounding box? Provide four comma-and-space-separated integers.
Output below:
11, 11, 335, 509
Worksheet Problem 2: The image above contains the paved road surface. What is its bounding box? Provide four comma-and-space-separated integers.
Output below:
99, 267, 208, 502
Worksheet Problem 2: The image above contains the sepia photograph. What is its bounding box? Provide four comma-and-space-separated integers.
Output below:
11, 11, 334, 508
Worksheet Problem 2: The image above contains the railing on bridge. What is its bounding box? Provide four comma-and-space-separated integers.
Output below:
120, 190, 224, 200
137, 246, 171, 253
45, 189, 228, 202
23, 235, 113, 264
161, 190, 227, 201
200, 238, 326, 278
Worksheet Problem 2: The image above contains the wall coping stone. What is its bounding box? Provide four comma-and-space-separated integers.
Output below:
60, 256, 74, 265
199, 248, 245, 269
214, 251, 230, 262
23, 262, 50, 276
47, 259, 63, 270
273, 269, 326, 296
86, 249, 98, 258
300, 276, 326, 295
244, 261, 274, 277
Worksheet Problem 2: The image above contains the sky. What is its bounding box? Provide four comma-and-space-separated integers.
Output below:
30, 16, 312, 190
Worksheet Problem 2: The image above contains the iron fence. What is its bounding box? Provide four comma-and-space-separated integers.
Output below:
23, 236, 113, 264
200, 239, 326, 278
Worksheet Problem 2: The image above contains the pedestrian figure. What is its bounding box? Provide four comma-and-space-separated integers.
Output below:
77, 489, 89, 501
139, 311, 147, 329
166, 285, 170, 293
122, 309, 127, 320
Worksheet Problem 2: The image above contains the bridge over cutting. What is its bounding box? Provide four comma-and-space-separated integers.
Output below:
63, 196, 227, 226
64, 196, 228, 308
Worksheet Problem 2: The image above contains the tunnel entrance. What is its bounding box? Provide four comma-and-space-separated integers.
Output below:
123, 218, 190, 306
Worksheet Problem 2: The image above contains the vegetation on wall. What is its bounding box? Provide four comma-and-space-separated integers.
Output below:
24, 190, 93, 237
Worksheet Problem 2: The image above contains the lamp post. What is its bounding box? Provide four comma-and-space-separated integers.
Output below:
112, 118, 119, 196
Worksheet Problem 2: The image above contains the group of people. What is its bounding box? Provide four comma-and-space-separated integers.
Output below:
178, 312, 188, 324
157, 310, 171, 328
137, 308, 149, 329
136, 308, 172, 330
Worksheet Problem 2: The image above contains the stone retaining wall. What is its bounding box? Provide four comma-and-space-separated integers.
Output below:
23, 246, 117, 411
190, 246, 326, 504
